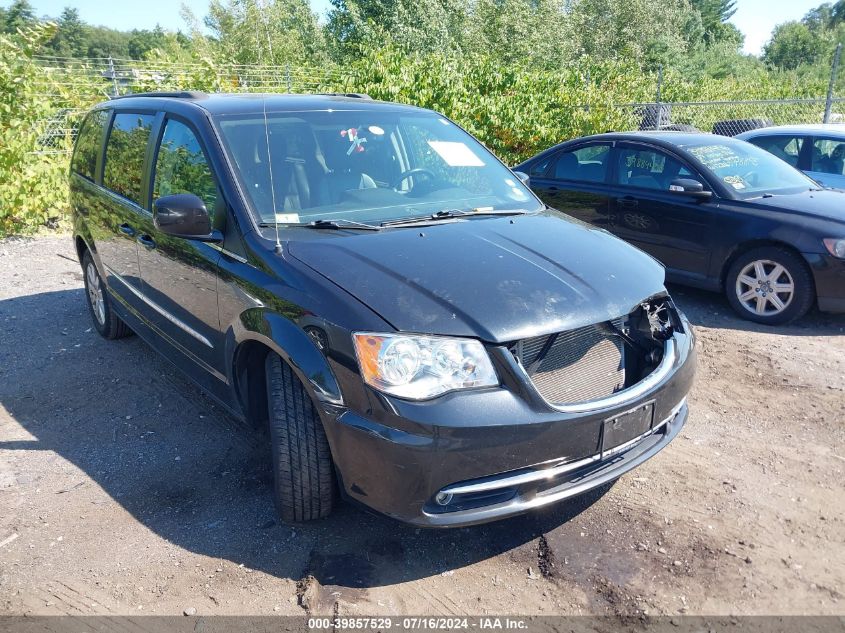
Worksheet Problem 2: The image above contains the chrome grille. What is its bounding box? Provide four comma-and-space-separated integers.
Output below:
514, 322, 625, 405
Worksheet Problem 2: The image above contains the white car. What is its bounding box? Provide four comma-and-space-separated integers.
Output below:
737, 124, 845, 190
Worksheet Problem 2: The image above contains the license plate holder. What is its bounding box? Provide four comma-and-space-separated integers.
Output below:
602, 401, 655, 454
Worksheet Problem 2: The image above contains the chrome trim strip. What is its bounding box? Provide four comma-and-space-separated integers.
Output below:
209, 243, 248, 264
441, 397, 686, 496
105, 266, 214, 348
515, 338, 677, 414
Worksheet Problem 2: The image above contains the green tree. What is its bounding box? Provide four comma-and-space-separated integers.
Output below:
198, 0, 328, 65
44, 7, 88, 58
764, 21, 831, 70
689, 0, 737, 44
3, 0, 36, 33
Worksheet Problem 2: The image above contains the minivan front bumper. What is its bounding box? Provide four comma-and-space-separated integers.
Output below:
322, 326, 696, 527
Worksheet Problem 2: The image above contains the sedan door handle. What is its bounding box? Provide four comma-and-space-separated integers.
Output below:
119, 223, 136, 236
617, 197, 639, 208
137, 234, 156, 250
546, 186, 559, 192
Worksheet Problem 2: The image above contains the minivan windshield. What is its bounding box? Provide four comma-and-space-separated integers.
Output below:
681, 138, 817, 197
215, 109, 542, 226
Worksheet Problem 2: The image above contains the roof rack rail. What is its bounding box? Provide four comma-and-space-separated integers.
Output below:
317, 92, 372, 100
109, 91, 207, 101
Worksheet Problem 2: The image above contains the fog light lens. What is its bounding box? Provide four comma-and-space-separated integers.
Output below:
435, 492, 453, 506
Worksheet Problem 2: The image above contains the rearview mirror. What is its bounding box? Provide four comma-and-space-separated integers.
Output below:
669, 178, 711, 199
153, 194, 221, 241
513, 171, 530, 185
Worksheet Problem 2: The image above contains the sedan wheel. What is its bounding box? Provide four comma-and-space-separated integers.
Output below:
734, 259, 794, 317
726, 246, 814, 325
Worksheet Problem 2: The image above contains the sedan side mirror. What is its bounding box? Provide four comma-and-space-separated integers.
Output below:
153, 193, 221, 241
513, 171, 530, 185
669, 178, 712, 200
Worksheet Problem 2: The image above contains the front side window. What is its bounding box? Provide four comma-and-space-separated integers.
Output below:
215, 110, 541, 225
747, 135, 804, 168
615, 147, 689, 190
153, 119, 219, 217
71, 110, 109, 181
103, 112, 155, 206
682, 138, 815, 197
550, 145, 610, 183
811, 137, 845, 175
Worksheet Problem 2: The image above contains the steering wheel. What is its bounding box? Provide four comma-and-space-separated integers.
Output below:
393, 168, 437, 191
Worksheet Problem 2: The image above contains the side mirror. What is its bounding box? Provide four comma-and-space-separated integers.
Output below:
669, 178, 712, 200
153, 193, 221, 241
513, 171, 530, 185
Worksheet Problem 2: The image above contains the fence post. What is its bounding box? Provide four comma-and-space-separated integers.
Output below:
285, 63, 292, 93
824, 43, 842, 123
654, 64, 663, 130
105, 56, 119, 97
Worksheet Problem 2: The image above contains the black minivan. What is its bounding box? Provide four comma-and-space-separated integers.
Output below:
70, 92, 696, 527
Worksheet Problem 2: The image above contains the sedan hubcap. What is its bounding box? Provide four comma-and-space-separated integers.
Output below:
735, 259, 794, 317
86, 262, 106, 325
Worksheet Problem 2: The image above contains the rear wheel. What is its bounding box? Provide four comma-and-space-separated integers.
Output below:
725, 246, 814, 325
81, 250, 131, 339
265, 353, 335, 522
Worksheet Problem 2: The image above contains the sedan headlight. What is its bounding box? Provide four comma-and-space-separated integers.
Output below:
823, 238, 845, 259
353, 333, 498, 399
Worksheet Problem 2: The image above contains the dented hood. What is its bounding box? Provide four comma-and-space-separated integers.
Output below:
287, 212, 666, 344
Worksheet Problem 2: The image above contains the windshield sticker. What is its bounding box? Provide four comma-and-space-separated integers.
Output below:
368, 125, 385, 135
275, 213, 300, 224
427, 141, 485, 167
723, 175, 746, 190
341, 127, 367, 154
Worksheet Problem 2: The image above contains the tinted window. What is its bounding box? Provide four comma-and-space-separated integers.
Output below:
153, 119, 218, 217
71, 110, 108, 181
616, 147, 688, 190
748, 135, 803, 168
551, 145, 610, 183
529, 156, 552, 176
811, 137, 845, 175
103, 113, 155, 206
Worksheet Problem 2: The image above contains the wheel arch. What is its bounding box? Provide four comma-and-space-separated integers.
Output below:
227, 310, 343, 431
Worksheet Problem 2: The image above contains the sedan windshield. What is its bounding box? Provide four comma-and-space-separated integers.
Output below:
681, 138, 817, 197
215, 109, 541, 226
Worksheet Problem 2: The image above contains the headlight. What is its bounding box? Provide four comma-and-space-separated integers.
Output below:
353, 332, 498, 399
823, 238, 845, 259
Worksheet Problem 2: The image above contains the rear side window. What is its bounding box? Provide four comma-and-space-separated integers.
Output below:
747, 135, 803, 168
103, 112, 155, 206
71, 110, 108, 181
811, 137, 845, 175
550, 145, 611, 183
153, 119, 219, 217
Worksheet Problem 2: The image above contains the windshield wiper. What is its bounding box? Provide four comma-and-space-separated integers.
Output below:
260, 218, 381, 231
381, 208, 530, 227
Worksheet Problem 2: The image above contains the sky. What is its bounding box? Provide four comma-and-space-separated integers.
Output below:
7, 0, 825, 56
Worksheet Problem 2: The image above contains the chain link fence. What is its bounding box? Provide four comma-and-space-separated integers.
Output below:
31, 56, 845, 155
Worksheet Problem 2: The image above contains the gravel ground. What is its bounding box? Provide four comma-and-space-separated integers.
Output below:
0, 235, 843, 619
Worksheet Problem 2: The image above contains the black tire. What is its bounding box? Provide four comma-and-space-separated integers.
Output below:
265, 353, 335, 522
725, 246, 815, 325
81, 250, 131, 339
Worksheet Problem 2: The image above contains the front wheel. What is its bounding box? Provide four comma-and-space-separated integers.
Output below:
265, 353, 335, 522
725, 246, 814, 325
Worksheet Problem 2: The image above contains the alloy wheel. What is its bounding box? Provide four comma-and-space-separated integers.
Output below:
734, 259, 795, 317
86, 262, 106, 325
